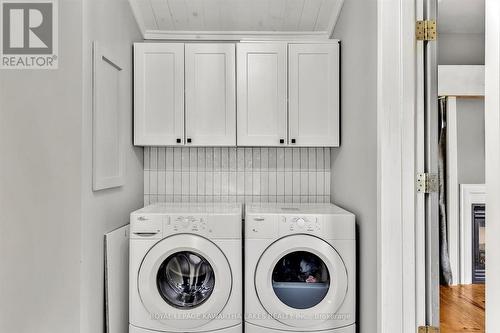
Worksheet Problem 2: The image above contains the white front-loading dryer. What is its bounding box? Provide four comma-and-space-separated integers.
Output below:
244, 203, 356, 333
129, 203, 242, 333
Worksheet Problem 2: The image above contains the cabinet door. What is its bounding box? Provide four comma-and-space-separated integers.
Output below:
288, 43, 340, 147
237, 43, 287, 146
134, 43, 184, 146
185, 44, 236, 146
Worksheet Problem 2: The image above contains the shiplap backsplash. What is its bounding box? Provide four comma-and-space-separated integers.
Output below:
144, 147, 331, 205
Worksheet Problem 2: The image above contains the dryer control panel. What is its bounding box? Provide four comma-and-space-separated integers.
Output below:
246, 214, 324, 239
282, 216, 322, 233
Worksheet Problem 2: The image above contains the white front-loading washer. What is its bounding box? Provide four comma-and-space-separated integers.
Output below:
129, 203, 242, 333
244, 203, 356, 333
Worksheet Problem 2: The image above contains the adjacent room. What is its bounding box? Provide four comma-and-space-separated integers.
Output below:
437, 1, 486, 332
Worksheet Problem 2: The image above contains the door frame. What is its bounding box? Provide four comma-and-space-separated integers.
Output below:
485, 1, 500, 330
379, 0, 500, 332
377, 0, 426, 332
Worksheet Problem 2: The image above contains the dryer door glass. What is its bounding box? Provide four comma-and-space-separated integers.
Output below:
157, 251, 215, 309
272, 251, 330, 309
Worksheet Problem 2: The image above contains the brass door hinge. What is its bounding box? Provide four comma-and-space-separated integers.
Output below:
418, 326, 439, 333
417, 172, 439, 193
416, 20, 437, 41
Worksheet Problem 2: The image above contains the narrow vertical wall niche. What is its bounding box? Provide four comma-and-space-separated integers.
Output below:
144, 147, 331, 204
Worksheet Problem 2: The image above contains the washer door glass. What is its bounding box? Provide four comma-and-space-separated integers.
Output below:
157, 251, 215, 308
272, 251, 330, 309
138, 234, 233, 330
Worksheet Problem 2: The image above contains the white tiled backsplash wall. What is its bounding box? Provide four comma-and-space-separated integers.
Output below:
144, 147, 331, 205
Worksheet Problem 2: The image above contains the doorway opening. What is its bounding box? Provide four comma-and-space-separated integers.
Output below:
437, 2, 485, 331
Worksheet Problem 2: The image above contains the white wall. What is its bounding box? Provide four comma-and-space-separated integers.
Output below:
438, 33, 485, 65
80, 0, 143, 333
331, 1, 378, 332
438, 0, 485, 65
0, 1, 83, 332
457, 98, 485, 184
0, 1, 143, 332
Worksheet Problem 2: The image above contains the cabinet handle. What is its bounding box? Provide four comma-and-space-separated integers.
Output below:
187, 138, 192, 143
279, 139, 285, 144
291, 139, 296, 144
176, 138, 181, 144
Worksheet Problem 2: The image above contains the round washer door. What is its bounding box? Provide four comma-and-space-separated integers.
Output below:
138, 234, 232, 330
255, 234, 348, 328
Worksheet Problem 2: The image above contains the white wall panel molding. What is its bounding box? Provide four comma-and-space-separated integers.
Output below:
144, 147, 331, 204
92, 42, 126, 191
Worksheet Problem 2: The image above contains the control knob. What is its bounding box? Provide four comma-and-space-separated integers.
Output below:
180, 218, 190, 228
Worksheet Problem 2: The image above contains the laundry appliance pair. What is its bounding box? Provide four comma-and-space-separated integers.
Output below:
129, 203, 356, 333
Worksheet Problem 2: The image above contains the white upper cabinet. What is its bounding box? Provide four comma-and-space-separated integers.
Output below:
134, 41, 340, 147
288, 43, 340, 147
185, 44, 236, 146
237, 43, 287, 146
134, 43, 184, 146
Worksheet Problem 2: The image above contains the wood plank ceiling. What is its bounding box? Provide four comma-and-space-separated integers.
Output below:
129, 0, 344, 40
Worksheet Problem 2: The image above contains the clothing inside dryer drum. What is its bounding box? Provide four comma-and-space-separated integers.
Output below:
157, 251, 215, 309
272, 251, 330, 309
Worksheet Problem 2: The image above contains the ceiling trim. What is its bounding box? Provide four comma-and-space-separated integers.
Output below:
143, 30, 332, 41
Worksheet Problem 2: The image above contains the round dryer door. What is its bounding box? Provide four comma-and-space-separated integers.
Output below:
255, 234, 348, 328
138, 234, 232, 330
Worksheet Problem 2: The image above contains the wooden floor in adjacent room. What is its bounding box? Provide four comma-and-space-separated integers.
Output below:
440, 284, 485, 333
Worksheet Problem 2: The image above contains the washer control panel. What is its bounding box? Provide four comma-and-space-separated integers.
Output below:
168, 216, 208, 233
131, 213, 241, 239
279, 216, 322, 235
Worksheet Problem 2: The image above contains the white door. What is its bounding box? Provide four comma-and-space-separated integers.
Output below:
138, 234, 232, 330
288, 43, 340, 147
237, 43, 287, 146
254, 235, 348, 329
134, 43, 184, 146
185, 44, 236, 146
